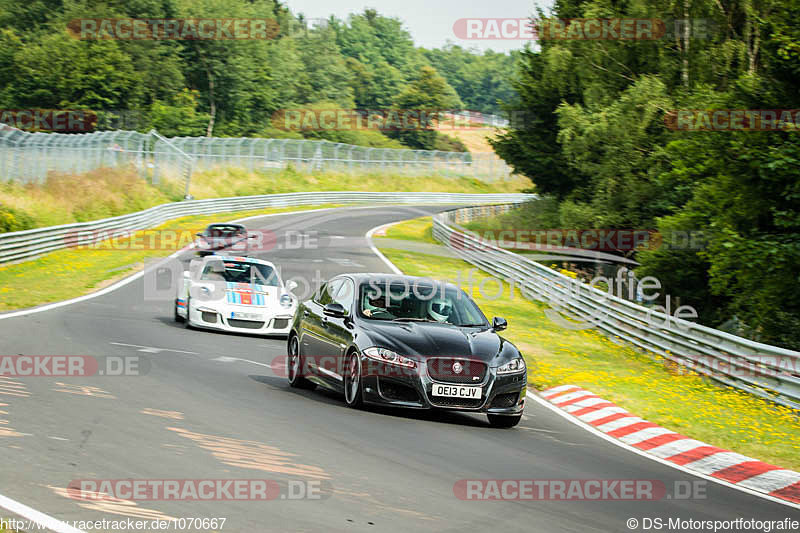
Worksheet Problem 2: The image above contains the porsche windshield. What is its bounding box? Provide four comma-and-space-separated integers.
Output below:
358, 282, 487, 326
201, 260, 279, 286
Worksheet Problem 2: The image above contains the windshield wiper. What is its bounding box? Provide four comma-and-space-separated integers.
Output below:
393, 317, 437, 323
458, 323, 488, 327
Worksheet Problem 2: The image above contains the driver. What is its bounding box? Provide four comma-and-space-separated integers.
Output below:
427, 297, 453, 323
362, 287, 405, 317
202, 260, 227, 282
362, 291, 390, 317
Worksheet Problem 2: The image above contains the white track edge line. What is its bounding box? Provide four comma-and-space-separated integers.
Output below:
0, 494, 86, 533
365, 222, 403, 275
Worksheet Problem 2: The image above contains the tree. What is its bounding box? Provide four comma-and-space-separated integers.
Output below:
389, 66, 462, 149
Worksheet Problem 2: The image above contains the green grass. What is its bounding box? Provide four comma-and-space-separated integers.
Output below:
0, 204, 341, 311
376, 217, 800, 470
1, 166, 528, 232
187, 166, 526, 198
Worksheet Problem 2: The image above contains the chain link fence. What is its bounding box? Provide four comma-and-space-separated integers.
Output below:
0, 125, 512, 187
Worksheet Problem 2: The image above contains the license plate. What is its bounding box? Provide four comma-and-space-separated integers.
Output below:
231, 311, 262, 320
432, 384, 481, 399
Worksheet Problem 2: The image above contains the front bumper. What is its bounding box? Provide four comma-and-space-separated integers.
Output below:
359, 356, 526, 415
188, 304, 294, 336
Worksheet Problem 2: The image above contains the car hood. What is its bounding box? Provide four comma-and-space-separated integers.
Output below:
358, 321, 507, 363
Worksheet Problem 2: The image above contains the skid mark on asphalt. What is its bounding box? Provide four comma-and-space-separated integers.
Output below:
0, 377, 30, 397
53, 383, 116, 399
141, 408, 184, 420
0, 402, 23, 437
48, 485, 175, 521
0, 380, 27, 437
168, 427, 330, 479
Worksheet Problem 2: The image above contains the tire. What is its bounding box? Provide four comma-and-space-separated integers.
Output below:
488, 414, 522, 428
287, 335, 316, 390
174, 299, 185, 323
343, 351, 363, 408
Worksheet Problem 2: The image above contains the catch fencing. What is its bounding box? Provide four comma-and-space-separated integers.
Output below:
0, 125, 512, 186
433, 205, 800, 410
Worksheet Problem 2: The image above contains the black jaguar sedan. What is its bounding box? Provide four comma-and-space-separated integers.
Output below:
286, 274, 527, 427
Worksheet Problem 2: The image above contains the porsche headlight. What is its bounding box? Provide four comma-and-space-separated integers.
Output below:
199, 286, 212, 298
280, 294, 294, 308
497, 357, 525, 375
364, 347, 416, 368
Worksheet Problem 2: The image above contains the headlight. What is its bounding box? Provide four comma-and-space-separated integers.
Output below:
497, 357, 525, 375
199, 286, 212, 298
280, 294, 293, 308
363, 347, 416, 368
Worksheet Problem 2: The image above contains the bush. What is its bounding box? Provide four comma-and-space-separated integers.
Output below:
433, 133, 468, 152
0, 204, 34, 233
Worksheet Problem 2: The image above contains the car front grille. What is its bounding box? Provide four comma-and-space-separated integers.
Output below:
490, 392, 520, 408
201, 311, 218, 323
271, 318, 290, 330
227, 319, 265, 329
427, 358, 487, 384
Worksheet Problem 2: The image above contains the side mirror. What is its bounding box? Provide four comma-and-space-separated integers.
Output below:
492, 316, 508, 331
323, 303, 346, 318
286, 280, 298, 292
196, 233, 204, 238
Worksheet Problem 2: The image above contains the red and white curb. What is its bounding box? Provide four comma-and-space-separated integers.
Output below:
541, 384, 800, 505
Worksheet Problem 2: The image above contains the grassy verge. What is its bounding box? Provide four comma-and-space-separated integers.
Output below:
0, 204, 341, 312
188, 166, 528, 199
376, 217, 800, 470
1, 166, 528, 232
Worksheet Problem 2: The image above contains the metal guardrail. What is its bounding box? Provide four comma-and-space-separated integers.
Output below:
0, 192, 533, 266
433, 205, 800, 410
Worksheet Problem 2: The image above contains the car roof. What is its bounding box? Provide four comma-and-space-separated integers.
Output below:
205, 223, 245, 230
337, 273, 462, 291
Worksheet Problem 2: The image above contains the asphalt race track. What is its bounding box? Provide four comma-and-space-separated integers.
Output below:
0, 205, 795, 532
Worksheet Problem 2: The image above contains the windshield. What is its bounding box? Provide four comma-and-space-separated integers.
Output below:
358, 282, 487, 327
201, 260, 279, 286
205, 225, 244, 238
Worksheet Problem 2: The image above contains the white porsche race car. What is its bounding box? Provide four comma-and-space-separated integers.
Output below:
174, 255, 298, 336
